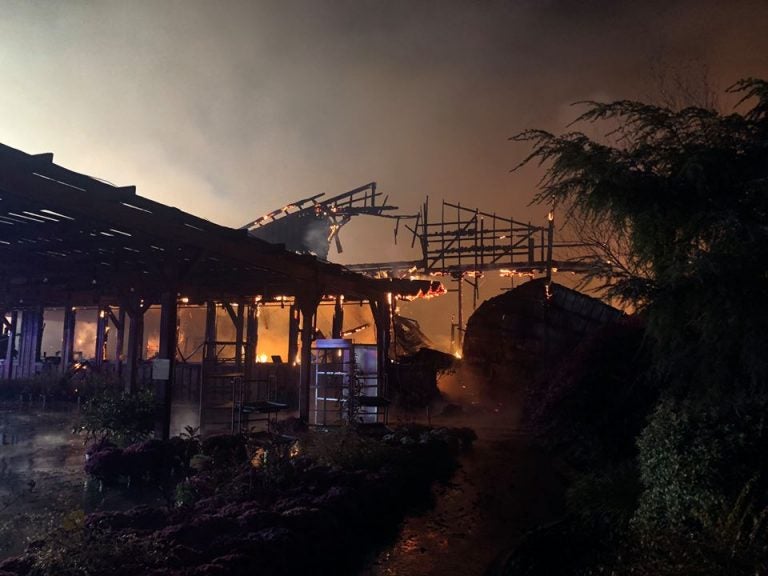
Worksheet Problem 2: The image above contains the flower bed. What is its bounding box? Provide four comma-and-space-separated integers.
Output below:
0, 425, 475, 576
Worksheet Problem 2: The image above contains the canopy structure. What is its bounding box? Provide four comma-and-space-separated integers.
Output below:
0, 143, 443, 435
0, 143, 438, 307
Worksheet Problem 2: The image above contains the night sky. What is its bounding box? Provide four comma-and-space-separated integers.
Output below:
2, 0, 767, 268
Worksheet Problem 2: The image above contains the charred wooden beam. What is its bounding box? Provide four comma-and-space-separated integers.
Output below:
157, 290, 178, 441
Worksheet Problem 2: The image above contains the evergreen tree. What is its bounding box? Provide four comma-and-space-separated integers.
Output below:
513, 79, 768, 389
511, 80, 768, 574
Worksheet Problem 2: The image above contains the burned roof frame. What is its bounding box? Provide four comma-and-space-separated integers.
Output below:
0, 143, 440, 310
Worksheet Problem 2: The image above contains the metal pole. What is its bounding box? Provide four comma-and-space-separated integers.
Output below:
546, 208, 555, 284
457, 276, 464, 351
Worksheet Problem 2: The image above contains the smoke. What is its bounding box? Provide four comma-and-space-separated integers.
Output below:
2, 1, 765, 231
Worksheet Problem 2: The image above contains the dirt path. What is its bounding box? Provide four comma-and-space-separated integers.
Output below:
360, 414, 564, 576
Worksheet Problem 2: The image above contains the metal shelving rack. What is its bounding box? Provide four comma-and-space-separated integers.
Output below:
310, 339, 388, 426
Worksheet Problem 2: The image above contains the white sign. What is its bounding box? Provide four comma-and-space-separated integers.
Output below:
152, 358, 170, 381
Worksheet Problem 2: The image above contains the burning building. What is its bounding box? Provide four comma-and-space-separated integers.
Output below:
0, 143, 442, 437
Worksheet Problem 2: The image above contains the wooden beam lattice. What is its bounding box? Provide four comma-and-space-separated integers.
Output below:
417, 199, 549, 275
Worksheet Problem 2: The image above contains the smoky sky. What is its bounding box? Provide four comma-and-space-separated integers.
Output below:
1, 0, 767, 264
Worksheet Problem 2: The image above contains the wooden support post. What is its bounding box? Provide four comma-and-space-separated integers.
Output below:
94, 307, 108, 368
204, 301, 217, 365
17, 308, 43, 379
0, 312, 8, 379
2, 311, 18, 380
157, 290, 178, 440
35, 308, 44, 367
297, 294, 320, 423
114, 308, 126, 377
528, 234, 534, 264
244, 304, 258, 381
234, 303, 245, 371
370, 295, 392, 395
287, 302, 300, 367
125, 302, 146, 395
222, 302, 244, 368
61, 306, 76, 373
331, 295, 344, 339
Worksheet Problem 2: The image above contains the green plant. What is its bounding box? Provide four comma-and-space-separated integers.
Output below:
303, 428, 398, 471
630, 392, 768, 574
246, 432, 300, 488
79, 388, 156, 446
66, 368, 122, 402
179, 424, 200, 442
28, 509, 165, 576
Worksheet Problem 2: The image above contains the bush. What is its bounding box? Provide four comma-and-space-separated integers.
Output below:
631, 391, 768, 574
80, 388, 156, 446
0, 375, 68, 402
502, 320, 658, 576
85, 437, 200, 488
303, 428, 400, 471
527, 320, 657, 471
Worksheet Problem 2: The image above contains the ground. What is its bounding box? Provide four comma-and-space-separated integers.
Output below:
0, 402, 563, 575
361, 409, 564, 576
0, 403, 85, 557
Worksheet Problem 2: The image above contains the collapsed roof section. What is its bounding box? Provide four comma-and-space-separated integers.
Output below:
0, 143, 442, 309
241, 182, 406, 259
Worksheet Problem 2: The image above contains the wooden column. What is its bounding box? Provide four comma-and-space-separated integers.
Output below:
1, 312, 9, 380
236, 303, 244, 371
331, 295, 344, 339
17, 308, 43, 379
371, 295, 392, 392
35, 308, 44, 367
297, 293, 320, 423
204, 301, 217, 365
2, 311, 17, 380
61, 306, 76, 373
94, 307, 108, 368
124, 302, 146, 395
244, 304, 258, 381
224, 302, 245, 371
113, 308, 126, 377
157, 290, 178, 440
287, 302, 300, 366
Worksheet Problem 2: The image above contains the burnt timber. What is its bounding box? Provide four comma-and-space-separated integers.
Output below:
241, 182, 405, 259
